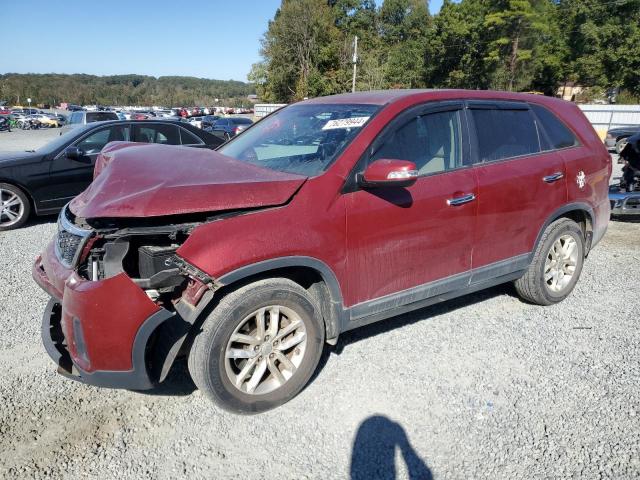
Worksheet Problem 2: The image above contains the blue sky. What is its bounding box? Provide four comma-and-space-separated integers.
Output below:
3, 0, 447, 82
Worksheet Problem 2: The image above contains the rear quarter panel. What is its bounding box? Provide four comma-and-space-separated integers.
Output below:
552, 101, 611, 239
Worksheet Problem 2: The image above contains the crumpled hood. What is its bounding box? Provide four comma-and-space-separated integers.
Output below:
70, 142, 307, 219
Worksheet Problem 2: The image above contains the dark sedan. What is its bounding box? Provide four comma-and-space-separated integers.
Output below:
207, 116, 253, 140
0, 120, 224, 230
605, 126, 640, 154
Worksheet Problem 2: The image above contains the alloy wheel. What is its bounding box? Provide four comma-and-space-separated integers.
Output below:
224, 305, 307, 395
544, 234, 578, 293
0, 188, 25, 227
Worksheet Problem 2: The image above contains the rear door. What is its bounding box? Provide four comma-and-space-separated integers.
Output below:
469, 101, 567, 269
345, 102, 477, 309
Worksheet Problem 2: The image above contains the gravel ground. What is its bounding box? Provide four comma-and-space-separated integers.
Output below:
0, 132, 638, 479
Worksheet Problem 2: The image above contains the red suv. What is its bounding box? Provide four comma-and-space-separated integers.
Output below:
34, 90, 611, 413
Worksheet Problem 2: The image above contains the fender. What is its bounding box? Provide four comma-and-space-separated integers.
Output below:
531, 202, 595, 258
217, 256, 348, 340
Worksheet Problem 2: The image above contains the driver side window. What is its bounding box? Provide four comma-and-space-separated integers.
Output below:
371, 109, 462, 176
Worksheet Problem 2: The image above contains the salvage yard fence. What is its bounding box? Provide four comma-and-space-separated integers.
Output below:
578, 105, 640, 140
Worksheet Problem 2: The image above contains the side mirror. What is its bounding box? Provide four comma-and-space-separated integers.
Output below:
65, 146, 88, 162
359, 159, 418, 188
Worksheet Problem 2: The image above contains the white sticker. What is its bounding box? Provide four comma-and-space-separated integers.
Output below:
322, 116, 370, 130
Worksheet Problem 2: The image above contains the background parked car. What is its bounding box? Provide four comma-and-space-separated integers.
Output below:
201, 115, 220, 130
60, 110, 119, 133
210, 116, 254, 139
189, 116, 203, 129
0, 119, 224, 230
605, 126, 640, 155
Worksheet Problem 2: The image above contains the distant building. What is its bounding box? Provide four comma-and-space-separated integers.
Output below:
557, 82, 585, 102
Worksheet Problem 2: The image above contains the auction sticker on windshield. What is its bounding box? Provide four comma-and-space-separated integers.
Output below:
322, 116, 370, 130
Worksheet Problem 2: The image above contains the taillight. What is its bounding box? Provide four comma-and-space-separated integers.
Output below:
234, 126, 241, 134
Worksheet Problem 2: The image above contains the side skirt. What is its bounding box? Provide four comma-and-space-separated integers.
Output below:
342, 254, 529, 332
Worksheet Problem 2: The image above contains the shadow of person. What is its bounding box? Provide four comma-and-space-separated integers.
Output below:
350, 415, 432, 480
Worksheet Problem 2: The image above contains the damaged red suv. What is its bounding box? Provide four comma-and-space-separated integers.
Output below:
34, 90, 611, 413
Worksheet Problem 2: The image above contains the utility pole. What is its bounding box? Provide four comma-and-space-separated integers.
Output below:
352, 35, 358, 93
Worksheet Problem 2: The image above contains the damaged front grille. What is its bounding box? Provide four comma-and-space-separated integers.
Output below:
55, 206, 92, 267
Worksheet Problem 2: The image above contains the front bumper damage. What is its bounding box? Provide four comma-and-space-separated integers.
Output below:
40, 297, 173, 390
33, 208, 218, 390
34, 249, 175, 390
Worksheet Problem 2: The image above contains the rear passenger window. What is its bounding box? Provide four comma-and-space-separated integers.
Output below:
180, 128, 204, 145
133, 124, 181, 145
471, 108, 540, 162
371, 110, 462, 175
530, 104, 578, 150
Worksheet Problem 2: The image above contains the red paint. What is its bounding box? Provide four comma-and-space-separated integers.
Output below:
60, 272, 160, 372
36, 89, 610, 380
70, 143, 306, 219
362, 159, 417, 186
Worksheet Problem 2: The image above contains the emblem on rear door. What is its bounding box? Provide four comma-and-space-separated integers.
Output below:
576, 171, 586, 189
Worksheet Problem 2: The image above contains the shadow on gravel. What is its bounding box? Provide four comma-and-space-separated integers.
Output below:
136, 357, 197, 397
26, 214, 57, 227
350, 415, 432, 480
333, 283, 515, 353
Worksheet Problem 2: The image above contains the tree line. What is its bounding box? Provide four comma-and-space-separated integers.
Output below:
249, 0, 640, 103
0, 73, 256, 107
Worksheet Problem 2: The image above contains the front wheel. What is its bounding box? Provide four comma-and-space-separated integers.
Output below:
514, 218, 585, 306
188, 278, 325, 414
0, 183, 31, 230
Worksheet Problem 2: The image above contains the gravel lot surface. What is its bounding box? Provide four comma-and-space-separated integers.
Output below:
0, 130, 638, 479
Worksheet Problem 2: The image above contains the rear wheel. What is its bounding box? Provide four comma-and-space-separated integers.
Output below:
0, 183, 30, 231
188, 278, 324, 413
514, 218, 585, 305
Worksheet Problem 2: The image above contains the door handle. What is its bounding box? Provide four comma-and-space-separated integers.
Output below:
447, 193, 476, 206
543, 172, 564, 183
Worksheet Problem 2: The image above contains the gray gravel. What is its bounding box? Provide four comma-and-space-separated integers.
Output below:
0, 132, 638, 479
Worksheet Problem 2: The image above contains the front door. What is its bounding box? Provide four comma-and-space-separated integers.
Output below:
45, 124, 130, 210
345, 103, 477, 311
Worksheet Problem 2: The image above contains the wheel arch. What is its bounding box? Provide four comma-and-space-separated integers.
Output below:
533, 203, 595, 257
0, 178, 36, 211
216, 257, 347, 342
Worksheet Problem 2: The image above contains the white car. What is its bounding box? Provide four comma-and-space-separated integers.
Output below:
189, 116, 203, 129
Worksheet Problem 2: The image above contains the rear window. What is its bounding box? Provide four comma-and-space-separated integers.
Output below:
530, 104, 579, 150
471, 108, 540, 162
86, 112, 118, 123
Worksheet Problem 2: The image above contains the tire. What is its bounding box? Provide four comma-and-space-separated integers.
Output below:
0, 183, 31, 231
616, 137, 629, 154
188, 278, 325, 414
514, 218, 585, 306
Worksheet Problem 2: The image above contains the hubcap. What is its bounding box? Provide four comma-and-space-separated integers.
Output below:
544, 234, 578, 293
224, 305, 307, 395
0, 188, 24, 227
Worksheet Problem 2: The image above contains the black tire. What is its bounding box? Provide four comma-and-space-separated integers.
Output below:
616, 137, 629, 154
188, 278, 325, 414
514, 218, 585, 306
0, 183, 31, 231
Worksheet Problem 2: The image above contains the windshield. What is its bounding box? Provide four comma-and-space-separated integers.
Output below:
218, 103, 379, 176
